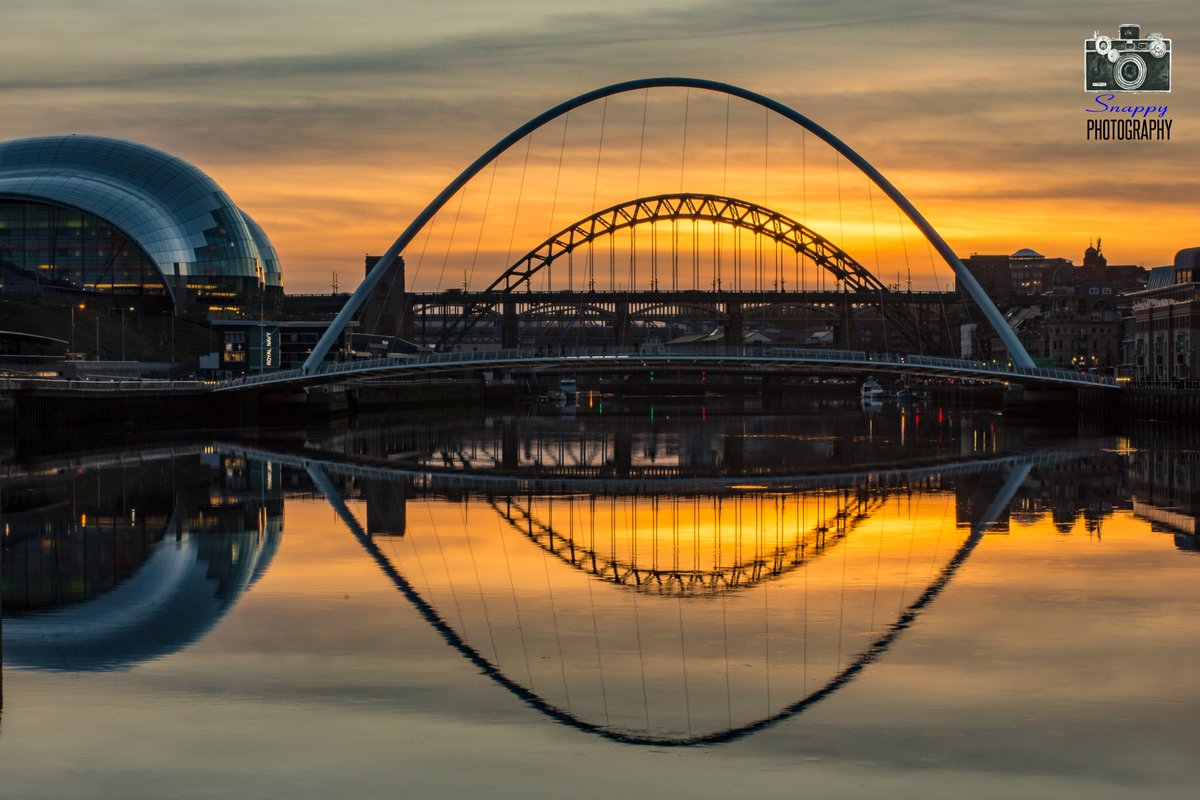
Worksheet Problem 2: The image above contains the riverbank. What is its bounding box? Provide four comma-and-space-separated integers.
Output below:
2, 375, 1197, 449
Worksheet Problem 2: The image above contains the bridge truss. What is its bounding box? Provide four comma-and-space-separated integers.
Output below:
433, 192, 927, 351
408, 287, 957, 354
304, 78, 1037, 373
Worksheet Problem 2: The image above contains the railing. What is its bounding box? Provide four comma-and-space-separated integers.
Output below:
216, 440, 1099, 496
212, 345, 1120, 392
1, 377, 210, 392
1129, 379, 1200, 391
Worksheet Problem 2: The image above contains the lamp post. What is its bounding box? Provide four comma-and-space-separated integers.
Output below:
69, 303, 86, 357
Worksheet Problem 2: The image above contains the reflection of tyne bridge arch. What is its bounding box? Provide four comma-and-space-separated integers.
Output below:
431, 193, 923, 351
225, 443, 1080, 746
491, 492, 885, 596
306, 77, 1035, 372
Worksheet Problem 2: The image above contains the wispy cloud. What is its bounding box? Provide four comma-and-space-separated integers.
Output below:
3, 0, 1194, 288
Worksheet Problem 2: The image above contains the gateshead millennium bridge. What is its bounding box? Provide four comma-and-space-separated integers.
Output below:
213, 78, 1117, 393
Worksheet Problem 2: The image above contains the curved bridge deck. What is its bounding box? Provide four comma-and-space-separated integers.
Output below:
215, 346, 1120, 393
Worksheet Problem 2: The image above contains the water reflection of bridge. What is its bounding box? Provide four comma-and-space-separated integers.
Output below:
492, 492, 884, 596
295, 447, 1041, 745
269, 405, 1014, 484
3, 436, 1139, 745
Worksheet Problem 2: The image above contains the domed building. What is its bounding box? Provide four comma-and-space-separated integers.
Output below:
0, 135, 282, 317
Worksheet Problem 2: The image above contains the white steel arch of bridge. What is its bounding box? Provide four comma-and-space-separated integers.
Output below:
302, 77, 1035, 373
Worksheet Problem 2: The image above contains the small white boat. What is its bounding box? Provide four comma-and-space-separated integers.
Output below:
860, 376, 884, 400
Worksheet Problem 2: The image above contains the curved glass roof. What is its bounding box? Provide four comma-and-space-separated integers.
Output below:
242, 209, 283, 288
0, 135, 282, 289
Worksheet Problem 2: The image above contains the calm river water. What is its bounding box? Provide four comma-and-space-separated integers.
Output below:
2, 396, 1198, 799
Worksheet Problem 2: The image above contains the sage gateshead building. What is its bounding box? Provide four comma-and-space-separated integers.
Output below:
0, 135, 282, 317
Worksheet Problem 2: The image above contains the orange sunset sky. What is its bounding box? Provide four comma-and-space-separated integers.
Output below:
4, 0, 1198, 292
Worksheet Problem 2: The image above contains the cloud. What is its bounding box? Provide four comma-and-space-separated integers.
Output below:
5, 0, 1194, 289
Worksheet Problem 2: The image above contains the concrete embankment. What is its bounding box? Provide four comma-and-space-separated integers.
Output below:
0, 377, 526, 444
1120, 388, 1200, 419
0, 380, 257, 447
3, 377, 1198, 446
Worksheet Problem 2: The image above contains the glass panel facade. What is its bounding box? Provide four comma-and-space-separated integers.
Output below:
0, 198, 165, 295
0, 135, 285, 315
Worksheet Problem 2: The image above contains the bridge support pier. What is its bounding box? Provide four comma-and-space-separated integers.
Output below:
725, 302, 744, 349
363, 478, 408, 537
613, 430, 632, 477
1001, 384, 1079, 417
613, 301, 632, 348
723, 434, 745, 473
502, 421, 520, 471
502, 300, 519, 349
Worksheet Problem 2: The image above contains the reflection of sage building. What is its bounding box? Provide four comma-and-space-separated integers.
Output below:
1, 451, 282, 670
0, 136, 282, 318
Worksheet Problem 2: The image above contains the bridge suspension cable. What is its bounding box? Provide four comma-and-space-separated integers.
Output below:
302, 78, 1035, 372
436, 192, 926, 349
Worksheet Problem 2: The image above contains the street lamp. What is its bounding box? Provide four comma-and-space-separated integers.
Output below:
70, 303, 86, 357
119, 306, 134, 361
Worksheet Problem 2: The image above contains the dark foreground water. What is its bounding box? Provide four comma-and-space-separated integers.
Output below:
2, 397, 1198, 799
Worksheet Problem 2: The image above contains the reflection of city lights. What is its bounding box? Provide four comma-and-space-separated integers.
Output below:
1116, 437, 1135, 455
